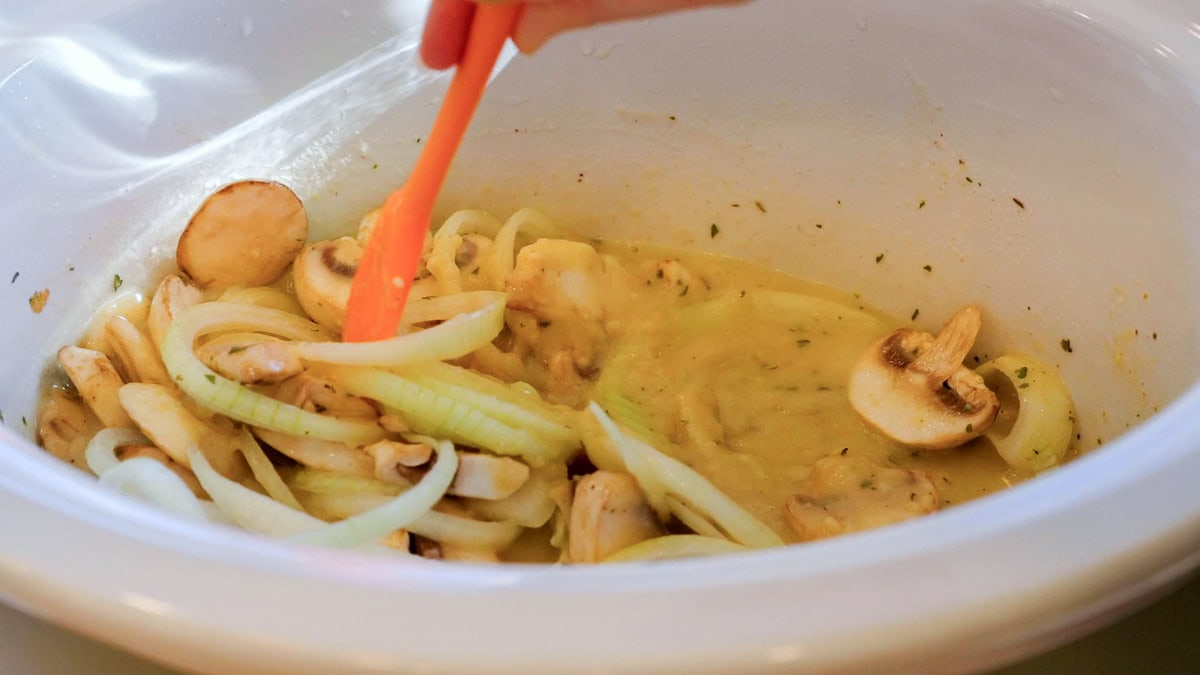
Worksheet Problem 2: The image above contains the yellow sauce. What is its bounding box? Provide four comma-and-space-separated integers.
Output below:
589, 243, 1019, 542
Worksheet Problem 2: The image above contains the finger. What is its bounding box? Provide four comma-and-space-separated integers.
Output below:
513, 0, 750, 53
421, 0, 478, 69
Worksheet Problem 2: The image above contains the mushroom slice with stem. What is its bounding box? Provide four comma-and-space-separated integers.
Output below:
292, 237, 362, 333
195, 334, 304, 385
37, 388, 104, 469
147, 275, 204, 350
105, 315, 172, 386
118, 383, 248, 480
568, 470, 666, 563
848, 305, 999, 450
57, 346, 134, 428
177, 180, 308, 290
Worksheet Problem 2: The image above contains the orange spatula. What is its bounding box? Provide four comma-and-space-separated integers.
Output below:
343, 4, 519, 342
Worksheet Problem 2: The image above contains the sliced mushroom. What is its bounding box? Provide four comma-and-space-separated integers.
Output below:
177, 180, 308, 289
568, 470, 665, 563
784, 454, 939, 541
355, 207, 381, 247
37, 387, 103, 468
147, 274, 204, 350
364, 439, 434, 484
195, 336, 303, 385
57, 346, 134, 428
115, 444, 205, 497
269, 372, 379, 419
848, 305, 1000, 450
105, 315, 172, 386
292, 237, 362, 333
253, 427, 375, 478
449, 453, 531, 500
118, 383, 247, 480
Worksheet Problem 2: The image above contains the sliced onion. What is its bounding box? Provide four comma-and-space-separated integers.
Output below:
189, 448, 323, 536
604, 535, 746, 563
98, 457, 209, 521
85, 427, 150, 476
334, 367, 577, 463
289, 437, 458, 548
290, 291, 506, 367
588, 403, 783, 549
161, 303, 383, 444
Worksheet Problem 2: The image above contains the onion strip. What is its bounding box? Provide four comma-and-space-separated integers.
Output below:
334, 367, 577, 463
98, 458, 209, 521
588, 403, 783, 549
290, 291, 505, 367
290, 438, 458, 548
161, 303, 383, 444
604, 535, 746, 563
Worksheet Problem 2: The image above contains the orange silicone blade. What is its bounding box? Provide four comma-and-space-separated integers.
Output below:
343, 4, 519, 342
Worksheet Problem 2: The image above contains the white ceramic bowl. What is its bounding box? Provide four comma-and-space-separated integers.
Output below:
2, 1, 1199, 672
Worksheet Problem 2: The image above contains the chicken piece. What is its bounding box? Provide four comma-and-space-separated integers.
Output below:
57, 346, 133, 428
568, 471, 665, 563
37, 388, 104, 469
196, 337, 303, 385
147, 275, 204, 350
505, 238, 609, 323
784, 454, 939, 542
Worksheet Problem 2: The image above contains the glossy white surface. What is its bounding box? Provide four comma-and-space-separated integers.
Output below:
2, 1, 1200, 673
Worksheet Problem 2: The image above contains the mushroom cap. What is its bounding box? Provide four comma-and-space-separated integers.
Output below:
848, 305, 1000, 450
292, 237, 362, 333
177, 180, 308, 289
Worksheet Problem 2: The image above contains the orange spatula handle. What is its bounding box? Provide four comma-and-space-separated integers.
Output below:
343, 4, 519, 342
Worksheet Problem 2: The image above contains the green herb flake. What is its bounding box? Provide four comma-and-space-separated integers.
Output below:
875, 253, 885, 263
860, 479, 874, 489
965, 423, 974, 433
923, 264, 933, 272
796, 339, 811, 347
710, 223, 720, 238
21, 416, 27, 426
1013, 197, 1025, 209
204, 374, 216, 384
1060, 339, 1074, 353
754, 200, 767, 213
227, 345, 248, 354
1015, 366, 1028, 379
918, 199, 926, 209
112, 274, 123, 291
911, 308, 920, 321
1019, 383, 1030, 389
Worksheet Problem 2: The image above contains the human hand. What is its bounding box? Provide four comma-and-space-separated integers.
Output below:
421, 0, 749, 69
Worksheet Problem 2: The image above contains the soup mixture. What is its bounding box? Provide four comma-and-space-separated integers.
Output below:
36, 181, 1076, 563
